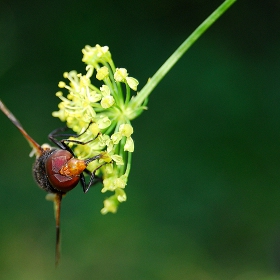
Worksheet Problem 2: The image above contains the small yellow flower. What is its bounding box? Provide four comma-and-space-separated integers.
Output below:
96, 66, 109, 80
87, 90, 102, 103
115, 174, 127, 189
98, 134, 110, 147
82, 44, 111, 66
114, 68, 128, 82
101, 95, 115, 109
126, 77, 139, 91
114, 68, 139, 91
97, 116, 111, 129
111, 155, 124, 166
119, 123, 133, 137
88, 122, 100, 135
111, 132, 122, 144
100, 85, 110, 95
100, 85, 115, 108
101, 196, 118, 214
58, 81, 66, 88
100, 151, 113, 163
124, 136, 134, 152
102, 177, 116, 192
116, 188, 127, 202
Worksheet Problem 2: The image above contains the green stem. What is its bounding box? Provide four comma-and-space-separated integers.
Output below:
129, 0, 237, 112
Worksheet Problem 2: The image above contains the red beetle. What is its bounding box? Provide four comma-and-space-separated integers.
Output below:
0, 100, 102, 265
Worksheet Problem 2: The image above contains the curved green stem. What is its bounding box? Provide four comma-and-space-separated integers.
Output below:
129, 0, 237, 112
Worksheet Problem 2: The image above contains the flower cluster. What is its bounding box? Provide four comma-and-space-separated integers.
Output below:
52, 44, 146, 214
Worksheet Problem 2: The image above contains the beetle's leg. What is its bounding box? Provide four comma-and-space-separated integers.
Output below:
60, 136, 99, 147
48, 121, 98, 153
79, 173, 87, 193
80, 172, 102, 193
49, 121, 93, 142
54, 193, 63, 267
48, 127, 70, 150
84, 162, 107, 193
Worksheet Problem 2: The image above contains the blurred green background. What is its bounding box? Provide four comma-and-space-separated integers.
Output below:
1, 0, 280, 279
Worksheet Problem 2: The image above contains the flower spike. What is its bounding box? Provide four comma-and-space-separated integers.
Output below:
53, 44, 142, 213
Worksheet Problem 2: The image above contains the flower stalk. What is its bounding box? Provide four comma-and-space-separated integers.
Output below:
52, 0, 236, 214
129, 0, 237, 113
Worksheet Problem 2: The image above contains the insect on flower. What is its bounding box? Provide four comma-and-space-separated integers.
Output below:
0, 100, 105, 266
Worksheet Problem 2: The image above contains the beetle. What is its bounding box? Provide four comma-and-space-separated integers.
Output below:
0, 100, 103, 265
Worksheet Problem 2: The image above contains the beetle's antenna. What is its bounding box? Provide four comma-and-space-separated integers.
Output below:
0, 100, 43, 157
54, 193, 63, 267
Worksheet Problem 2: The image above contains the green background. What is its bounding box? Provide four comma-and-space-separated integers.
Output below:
1, 0, 280, 279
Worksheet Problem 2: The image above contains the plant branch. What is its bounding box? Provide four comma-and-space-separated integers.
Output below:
129, 0, 237, 112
